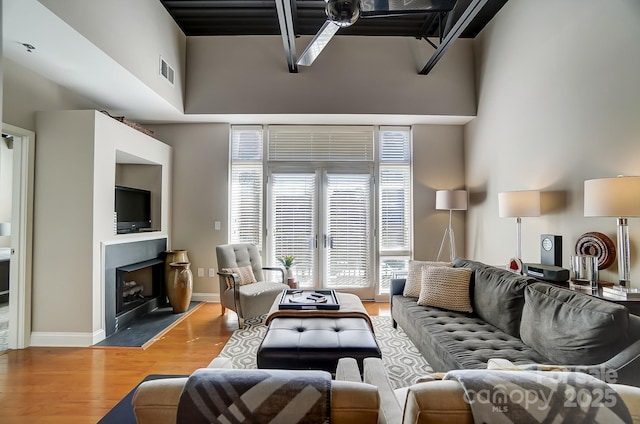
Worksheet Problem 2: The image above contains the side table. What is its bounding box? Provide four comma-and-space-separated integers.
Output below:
551, 281, 640, 317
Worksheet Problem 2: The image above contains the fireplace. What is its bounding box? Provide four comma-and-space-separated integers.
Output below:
115, 257, 165, 327
104, 238, 167, 337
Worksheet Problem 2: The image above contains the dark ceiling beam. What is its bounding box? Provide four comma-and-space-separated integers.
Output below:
274, 0, 299, 73
419, 0, 488, 75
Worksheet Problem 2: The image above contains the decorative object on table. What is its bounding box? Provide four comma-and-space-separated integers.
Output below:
523, 263, 569, 282
507, 257, 523, 274
166, 262, 193, 313
584, 176, 640, 287
575, 232, 616, 270
569, 255, 599, 291
435, 190, 468, 262
276, 255, 296, 287
278, 289, 340, 310
498, 190, 541, 260
540, 234, 562, 267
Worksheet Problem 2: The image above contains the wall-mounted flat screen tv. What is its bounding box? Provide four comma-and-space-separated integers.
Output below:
115, 185, 151, 234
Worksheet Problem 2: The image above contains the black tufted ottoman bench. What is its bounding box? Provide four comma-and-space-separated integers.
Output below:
256, 316, 381, 374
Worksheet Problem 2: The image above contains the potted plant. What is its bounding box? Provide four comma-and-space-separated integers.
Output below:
277, 255, 296, 286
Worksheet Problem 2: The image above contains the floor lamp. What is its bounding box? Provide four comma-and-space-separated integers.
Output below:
436, 190, 468, 262
498, 191, 541, 259
584, 176, 640, 287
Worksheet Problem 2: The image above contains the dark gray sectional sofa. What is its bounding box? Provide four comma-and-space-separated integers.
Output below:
390, 258, 640, 386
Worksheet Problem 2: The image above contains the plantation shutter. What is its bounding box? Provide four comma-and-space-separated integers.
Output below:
378, 127, 412, 293
268, 126, 374, 161
269, 173, 317, 283
379, 127, 411, 251
325, 173, 371, 288
230, 126, 263, 247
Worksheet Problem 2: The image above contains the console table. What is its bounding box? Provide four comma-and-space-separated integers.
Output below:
551, 281, 640, 317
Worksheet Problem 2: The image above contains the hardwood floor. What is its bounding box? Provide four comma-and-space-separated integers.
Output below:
0, 301, 389, 423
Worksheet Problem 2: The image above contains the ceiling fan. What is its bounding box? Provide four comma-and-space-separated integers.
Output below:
296, 0, 457, 66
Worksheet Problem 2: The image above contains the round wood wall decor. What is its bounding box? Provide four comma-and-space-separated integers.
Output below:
575, 232, 616, 270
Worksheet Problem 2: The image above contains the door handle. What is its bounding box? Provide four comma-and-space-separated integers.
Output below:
324, 235, 334, 249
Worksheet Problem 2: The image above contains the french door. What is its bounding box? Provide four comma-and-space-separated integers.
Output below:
267, 166, 375, 299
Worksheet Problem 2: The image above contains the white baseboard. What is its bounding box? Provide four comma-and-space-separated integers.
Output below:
192, 292, 220, 303
30, 329, 104, 347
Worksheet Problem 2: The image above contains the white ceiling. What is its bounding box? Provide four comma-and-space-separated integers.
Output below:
2, 0, 473, 126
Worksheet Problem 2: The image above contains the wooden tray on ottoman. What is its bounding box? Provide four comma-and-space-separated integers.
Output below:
278, 289, 340, 310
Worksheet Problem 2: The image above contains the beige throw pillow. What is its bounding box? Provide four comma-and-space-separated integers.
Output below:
403, 260, 452, 298
221, 265, 256, 289
417, 266, 473, 313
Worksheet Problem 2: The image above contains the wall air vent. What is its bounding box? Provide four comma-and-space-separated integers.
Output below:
159, 56, 175, 85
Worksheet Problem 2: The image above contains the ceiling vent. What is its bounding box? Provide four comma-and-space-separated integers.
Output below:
159, 56, 175, 85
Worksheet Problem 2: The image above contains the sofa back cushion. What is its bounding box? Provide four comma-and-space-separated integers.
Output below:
472, 267, 535, 337
520, 283, 630, 365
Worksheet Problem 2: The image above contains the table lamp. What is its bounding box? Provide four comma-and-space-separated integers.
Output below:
498, 191, 541, 259
435, 190, 468, 262
584, 176, 640, 287
0, 223, 10, 236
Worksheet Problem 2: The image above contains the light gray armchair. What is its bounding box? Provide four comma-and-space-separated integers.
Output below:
216, 243, 289, 327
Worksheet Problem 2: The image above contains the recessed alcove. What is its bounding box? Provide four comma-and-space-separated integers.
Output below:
115, 150, 163, 233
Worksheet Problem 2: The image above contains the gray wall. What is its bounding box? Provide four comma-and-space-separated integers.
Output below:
149, 123, 230, 299
465, 0, 640, 285
186, 35, 476, 117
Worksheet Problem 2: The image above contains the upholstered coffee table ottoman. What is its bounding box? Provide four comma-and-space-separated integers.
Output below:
256, 316, 381, 373
256, 292, 381, 373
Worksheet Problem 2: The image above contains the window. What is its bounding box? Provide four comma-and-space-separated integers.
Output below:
230, 125, 412, 298
229, 126, 263, 248
378, 127, 412, 294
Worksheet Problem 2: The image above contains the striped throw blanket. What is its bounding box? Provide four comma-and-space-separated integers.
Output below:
444, 369, 632, 424
176, 368, 331, 424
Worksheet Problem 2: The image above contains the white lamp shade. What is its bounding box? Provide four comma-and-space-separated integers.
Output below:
0, 222, 10, 236
498, 191, 541, 217
435, 190, 468, 211
584, 176, 640, 217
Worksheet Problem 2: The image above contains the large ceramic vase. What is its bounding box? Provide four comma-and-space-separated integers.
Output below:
167, 262, 193, 313
165, 249, 189, 281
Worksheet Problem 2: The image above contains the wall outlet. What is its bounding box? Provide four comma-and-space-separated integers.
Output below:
208, 268, 216, 277
197, 267, 204, 277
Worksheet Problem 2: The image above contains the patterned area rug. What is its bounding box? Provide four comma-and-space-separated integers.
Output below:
219, 315, 433, 389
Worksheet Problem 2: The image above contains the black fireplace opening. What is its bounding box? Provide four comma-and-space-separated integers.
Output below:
115, 258, 166, 322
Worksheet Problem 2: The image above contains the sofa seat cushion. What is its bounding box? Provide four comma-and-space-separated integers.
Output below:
392, 296, 549, 373
521, 283, 630, 365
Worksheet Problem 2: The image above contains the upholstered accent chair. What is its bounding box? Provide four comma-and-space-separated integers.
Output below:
132, 357, 380, 424
216, 243, 289, 327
